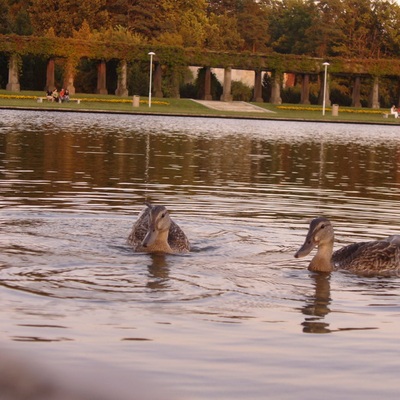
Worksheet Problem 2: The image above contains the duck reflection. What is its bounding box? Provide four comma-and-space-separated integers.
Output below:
301, 273, 332, 334
146, 254, 170, 290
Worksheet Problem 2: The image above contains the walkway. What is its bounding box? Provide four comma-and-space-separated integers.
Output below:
192, 100, 275, 113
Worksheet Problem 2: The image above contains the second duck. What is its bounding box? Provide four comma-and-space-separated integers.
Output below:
295, 217, 400, 275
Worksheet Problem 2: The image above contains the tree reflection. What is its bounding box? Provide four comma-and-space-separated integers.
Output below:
301, 273, 332, 334
2, 117, 400, 199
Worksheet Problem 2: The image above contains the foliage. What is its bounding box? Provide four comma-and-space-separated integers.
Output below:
160, 65, 186, 98
3, 0, 400, 59
281, 86, 301, 104
93, 25, 146, 45
0, 92, 169, 105
376, 76, 399, 108
275, 104, 386, 115
74, 58, 98, 93
28, 0, 110, 37
237, 0, 270, 52
231, 80, 252, 101
127, 62, 149, 97
206, 13, 244, 51
72, 20, 92, 40
180, 82, 198, 99
268, 0, 319, 55
195, 67, 223, 99
0, 0, 10, 34
20, 55, 47, 90
4, 0, 32, 35
0, 53, 7, 88
206, 0, 243, 15
330, 88, 351, 107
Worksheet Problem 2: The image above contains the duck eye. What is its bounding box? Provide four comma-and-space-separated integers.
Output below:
320, 224, 325, 229
161, 213, 166, 218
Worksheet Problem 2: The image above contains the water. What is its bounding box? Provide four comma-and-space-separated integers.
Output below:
0, 110, 400, 399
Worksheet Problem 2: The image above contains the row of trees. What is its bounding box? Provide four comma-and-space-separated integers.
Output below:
1, 0, 400, 59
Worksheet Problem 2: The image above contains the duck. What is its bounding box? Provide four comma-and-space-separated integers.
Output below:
294, 217, 400, 275
127, 203, 190, 254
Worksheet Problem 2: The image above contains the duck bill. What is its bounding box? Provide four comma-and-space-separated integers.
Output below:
142, 225, 157, 248
294, 235, 316, 258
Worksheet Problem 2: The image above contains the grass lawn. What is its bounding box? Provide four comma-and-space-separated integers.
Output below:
0, 89, 399, 125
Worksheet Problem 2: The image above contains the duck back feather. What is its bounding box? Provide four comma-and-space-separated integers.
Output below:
332, 240, 400, 274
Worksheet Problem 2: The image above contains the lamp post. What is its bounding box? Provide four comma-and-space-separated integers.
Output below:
148, 51, 155, 107
322, 62, 330, 116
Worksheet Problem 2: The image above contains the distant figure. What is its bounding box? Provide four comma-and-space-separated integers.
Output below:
390, 105, 398, 118
46, 89, 53, 101
59, 88, 65, 102
64, 89, 70, 102
52, 88, 59, 103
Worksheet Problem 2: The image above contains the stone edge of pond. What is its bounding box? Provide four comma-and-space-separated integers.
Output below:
1, 105, 399, 126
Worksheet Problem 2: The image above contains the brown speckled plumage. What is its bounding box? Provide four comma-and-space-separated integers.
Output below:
128, 204, 190, 254
295, 217, 400, 275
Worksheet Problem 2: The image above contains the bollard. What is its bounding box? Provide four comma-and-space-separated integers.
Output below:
37, 97, 43, 103
332, 104, 339, 116
133, 95, 140, 108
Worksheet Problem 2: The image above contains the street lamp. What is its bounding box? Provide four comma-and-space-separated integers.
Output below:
148, 51, 155, 107
322, 62, 330, 116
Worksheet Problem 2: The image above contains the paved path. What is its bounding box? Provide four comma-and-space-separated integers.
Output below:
192, 99, 275, 113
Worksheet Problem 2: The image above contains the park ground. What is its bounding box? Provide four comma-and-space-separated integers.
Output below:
0, 90, 399, 125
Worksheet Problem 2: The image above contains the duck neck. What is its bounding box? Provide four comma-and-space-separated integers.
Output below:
152, 230, 172, 253
308, 241, 334, 273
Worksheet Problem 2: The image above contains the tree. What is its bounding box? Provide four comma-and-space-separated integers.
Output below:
93, 25, 147, 45
309, 0, 344, 57
28, 0, 110, 37
328, 0, 400, 58
120, 0, 166, 39
154, 0, 211, 48
173, 8, 209, 48
105, 0, 132, 27
206, 0, 244, 15
206, 13, 244, 50
377, 0, 400, 56
237, 0, 270, 52
331, 0, 374, 57
0, 0, 10, 34
267, 0, 318, 55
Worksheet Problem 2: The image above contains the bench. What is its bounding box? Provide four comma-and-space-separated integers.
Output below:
37, 97, 80, 104
36, 97, 52, 103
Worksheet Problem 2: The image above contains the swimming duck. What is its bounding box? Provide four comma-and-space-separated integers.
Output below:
128, 203, 190, 254
294, 217, 400, 275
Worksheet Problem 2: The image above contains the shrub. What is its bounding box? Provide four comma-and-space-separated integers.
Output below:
231, 80, 252, 101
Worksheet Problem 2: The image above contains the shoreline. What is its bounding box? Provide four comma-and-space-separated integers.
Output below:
1, 105, 397, 126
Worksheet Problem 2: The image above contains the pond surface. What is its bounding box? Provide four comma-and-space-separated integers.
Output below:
0, 110, 400, 399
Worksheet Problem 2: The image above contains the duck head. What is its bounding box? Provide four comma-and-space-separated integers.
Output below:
142, 204, 172, 249
295, 217, 335, 272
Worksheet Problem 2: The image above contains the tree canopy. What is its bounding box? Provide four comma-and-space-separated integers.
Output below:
1, 0, 400, 58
